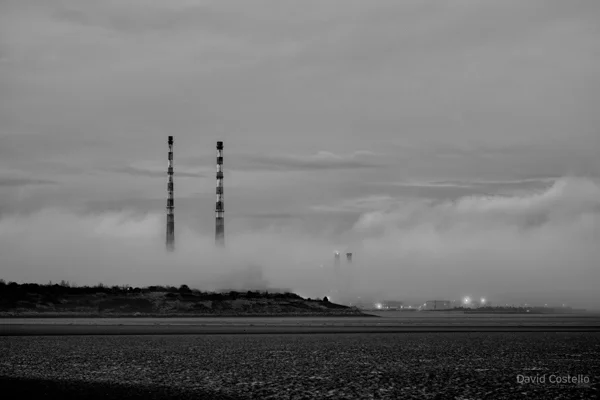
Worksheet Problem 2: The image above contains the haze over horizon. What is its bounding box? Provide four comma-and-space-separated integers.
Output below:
1, 1, 599, 308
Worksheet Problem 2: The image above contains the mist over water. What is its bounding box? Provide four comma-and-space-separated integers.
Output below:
0, 177, 599, 309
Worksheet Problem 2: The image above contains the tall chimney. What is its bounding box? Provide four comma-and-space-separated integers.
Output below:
216, 141, 225, 247
166, 136, 175, 252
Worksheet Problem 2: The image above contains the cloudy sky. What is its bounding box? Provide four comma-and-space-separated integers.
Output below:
1, 0, 599, 307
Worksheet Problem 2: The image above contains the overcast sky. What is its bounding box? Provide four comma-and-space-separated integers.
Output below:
1, 0, 599, 307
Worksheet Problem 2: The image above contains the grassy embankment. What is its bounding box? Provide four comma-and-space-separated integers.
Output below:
0, 280, 366, 317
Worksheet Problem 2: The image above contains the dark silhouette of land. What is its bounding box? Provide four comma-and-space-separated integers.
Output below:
0, 280, 363, 317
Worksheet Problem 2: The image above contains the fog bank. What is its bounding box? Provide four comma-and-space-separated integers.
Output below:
0, 177, 598, 308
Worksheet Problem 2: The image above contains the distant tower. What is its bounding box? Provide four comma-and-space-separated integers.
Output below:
345, 252, 354, 294
166, 136, 175, 252
334, 251, 341, 272
215, 141, 225, 247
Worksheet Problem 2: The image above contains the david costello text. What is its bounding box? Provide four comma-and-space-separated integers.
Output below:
517, 375, 590, 385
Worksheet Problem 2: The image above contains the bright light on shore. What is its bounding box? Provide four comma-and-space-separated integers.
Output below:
463, 296, 471, 305
481, 298, 486, 304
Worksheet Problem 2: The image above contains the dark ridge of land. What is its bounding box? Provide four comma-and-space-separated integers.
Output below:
2, 333, 599, 399
0, 280, 365, 317
0, 312, 371, 318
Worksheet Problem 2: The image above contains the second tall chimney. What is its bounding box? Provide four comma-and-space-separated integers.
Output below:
216, 141, 224, 247
166, 136, 175, 252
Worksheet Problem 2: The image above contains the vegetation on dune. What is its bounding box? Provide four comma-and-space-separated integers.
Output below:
0, 280, 360, 316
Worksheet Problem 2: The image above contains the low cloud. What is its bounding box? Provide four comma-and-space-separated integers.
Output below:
363, 177, 561, 202
0, 177, 599, 308
348, 177, 600, 306
111, 165, 205, 178
238, 151, 382, 171
0, 174, 56, 187
238, 212, 303, 220
379, 177, 557, 189
311, 195, 397, 213
0, 208, 335, 297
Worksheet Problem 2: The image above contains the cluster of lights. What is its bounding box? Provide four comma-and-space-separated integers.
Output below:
461, 296, 487, 306
370, 296, 492, 311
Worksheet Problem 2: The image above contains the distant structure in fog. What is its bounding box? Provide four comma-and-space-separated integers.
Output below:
382, 300, 403, 310
424, 300, 452, 310
166, 136, 175, 252
216, 141, 225, 247
346, 252, 352, 264
334, 251, 341, 272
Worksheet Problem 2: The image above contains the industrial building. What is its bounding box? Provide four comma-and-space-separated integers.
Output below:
424, 300, 452, 310
382, 300, 403, 310
334, 251, 341, 272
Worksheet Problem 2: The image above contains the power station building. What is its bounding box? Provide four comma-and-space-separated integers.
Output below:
382, 300, 403, 310
334, 251, 341, 272
424, 300, 452, 310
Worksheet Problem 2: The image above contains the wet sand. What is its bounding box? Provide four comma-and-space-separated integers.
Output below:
2, 313, 599, 335
2, 333, 599, 399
